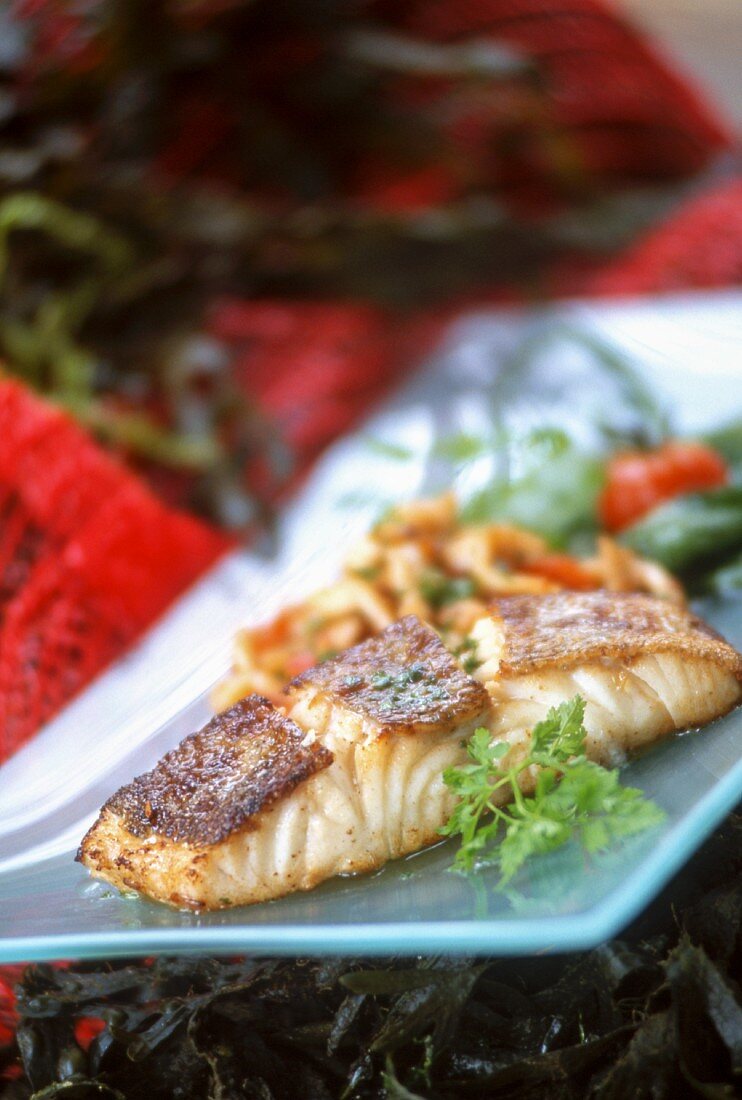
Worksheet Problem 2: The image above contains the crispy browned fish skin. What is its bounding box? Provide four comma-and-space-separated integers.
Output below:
77, 697, 332, 907
289, 614, 489, 736
471, 592, 742, 769
79, 618, 491, 910
491, 592, 742, 678
89, 696, 332, 847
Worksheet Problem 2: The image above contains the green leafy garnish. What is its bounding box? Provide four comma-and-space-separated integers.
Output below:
621, 486, 742, 575
440, 695, 664, 882
419, 568, 476, 608
318, 647, 340, 662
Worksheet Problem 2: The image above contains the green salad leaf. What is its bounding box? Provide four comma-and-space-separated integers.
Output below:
702, 417, 742, 481
707, 553, 742, 595
621, 486, 742, 575
459, 428, 605, 547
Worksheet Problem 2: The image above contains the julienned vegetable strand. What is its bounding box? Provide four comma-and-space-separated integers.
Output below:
440, 695, 665, 881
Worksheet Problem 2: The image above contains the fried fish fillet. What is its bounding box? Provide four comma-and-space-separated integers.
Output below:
79, 596, 742, 909
77, 696, 334, 909
79, 617, 491, 908
470, 592, 742, 768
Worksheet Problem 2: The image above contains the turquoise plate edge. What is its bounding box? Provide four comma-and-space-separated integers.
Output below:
1, 748, 739, 962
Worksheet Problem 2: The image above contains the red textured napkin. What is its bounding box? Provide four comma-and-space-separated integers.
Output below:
583, 176, 742, 294
364, 0, 730, 208
0, 379, 229, 763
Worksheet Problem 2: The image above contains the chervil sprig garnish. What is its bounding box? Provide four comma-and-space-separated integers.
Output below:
440, 695, 665, 882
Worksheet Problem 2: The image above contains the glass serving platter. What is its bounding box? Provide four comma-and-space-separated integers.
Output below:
1, 291, 740, 962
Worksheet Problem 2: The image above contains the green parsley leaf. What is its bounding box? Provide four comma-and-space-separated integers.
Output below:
419, 568, 476, 609
441, 694, 664, 882
528, 695, 587, 764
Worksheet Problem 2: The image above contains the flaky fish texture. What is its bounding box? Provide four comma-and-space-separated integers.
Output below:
471, 592, 742, 767
79, 618, 490, 908
79, 596, 742, 909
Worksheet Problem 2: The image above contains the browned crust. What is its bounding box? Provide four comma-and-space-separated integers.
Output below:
289, 614, 490, 734
490, 592, 742, 679
79, 696, 332, 849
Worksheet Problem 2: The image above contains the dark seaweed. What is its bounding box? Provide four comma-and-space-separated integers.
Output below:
2, 813, 740, 1099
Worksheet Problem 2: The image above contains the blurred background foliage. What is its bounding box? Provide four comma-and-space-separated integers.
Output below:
0, 0, 731, 527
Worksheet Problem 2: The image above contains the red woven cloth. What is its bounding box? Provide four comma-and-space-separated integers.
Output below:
14, 0, 730, 206
208, 300, 443, 493
0, 380, 229, 763
364, 0, 730, 209
585, 177, 742, 294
